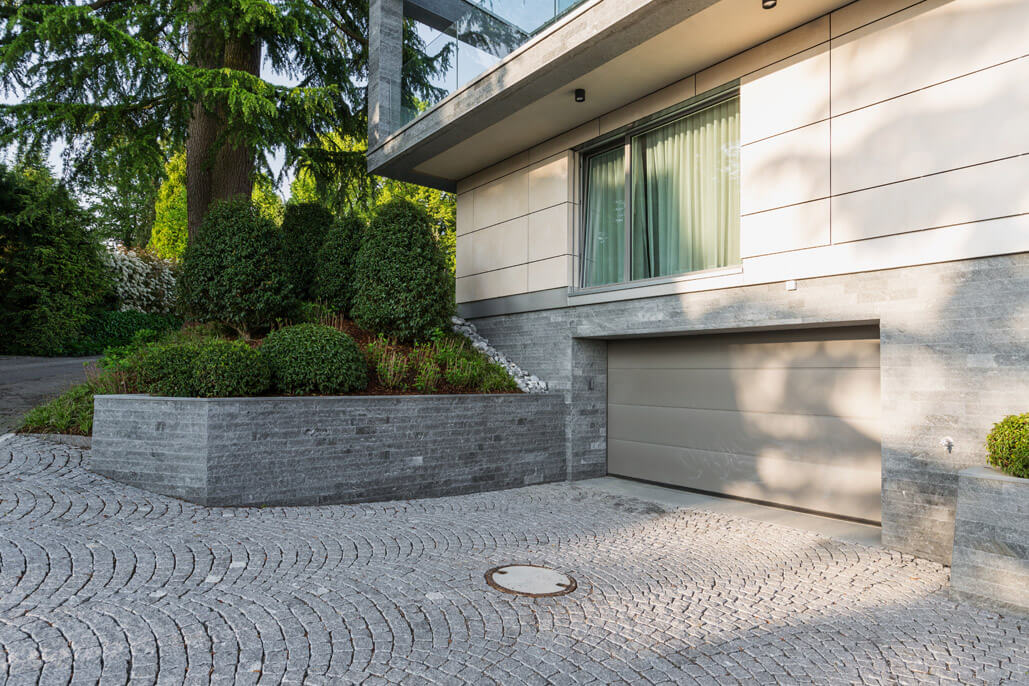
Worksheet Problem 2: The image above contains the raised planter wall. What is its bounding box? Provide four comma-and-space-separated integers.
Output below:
91, 393, 567, 507
951, 466, 1029, 614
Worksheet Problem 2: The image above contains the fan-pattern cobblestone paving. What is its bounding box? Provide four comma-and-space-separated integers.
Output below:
0, 434, 1027, 684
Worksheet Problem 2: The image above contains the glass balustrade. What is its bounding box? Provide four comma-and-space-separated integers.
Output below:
399, 0, 589, 129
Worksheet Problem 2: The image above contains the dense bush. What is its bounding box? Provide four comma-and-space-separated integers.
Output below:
314, 214, 364, 312
987, 413, 1029, 479
281, 203, 334, 299
103, 244, 177, 314
0, 165, 112, 355
351, 199, 452, 343
70, 310, 181, 355
134, 342, 200, 396
261, 324, 367, 394
135, 338, 270, 397
176, 198, 295, 338
192, 340, 271, 398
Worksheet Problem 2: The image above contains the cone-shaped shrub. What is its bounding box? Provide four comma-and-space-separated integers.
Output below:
351, 199, 452, 343
314, 214, 364, 313
281, 202, 334, 298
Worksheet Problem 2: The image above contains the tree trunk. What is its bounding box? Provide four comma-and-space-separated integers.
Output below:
185, 18, 262, 242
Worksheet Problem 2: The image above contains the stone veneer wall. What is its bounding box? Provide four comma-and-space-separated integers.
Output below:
91, 393, 567, 507
468, 254, 1029, 564
951, 467, 1029, 614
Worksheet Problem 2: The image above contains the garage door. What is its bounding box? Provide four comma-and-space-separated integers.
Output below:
607, 326, 882, 522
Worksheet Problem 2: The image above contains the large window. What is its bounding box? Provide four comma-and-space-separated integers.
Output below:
580, 95, 740, 288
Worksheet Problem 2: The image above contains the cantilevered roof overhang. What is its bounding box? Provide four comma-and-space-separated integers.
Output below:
369, 0, 852, 191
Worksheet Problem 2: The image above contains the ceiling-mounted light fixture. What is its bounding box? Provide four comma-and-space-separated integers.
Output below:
574, 88, 586, 103
762, 0, 777, 8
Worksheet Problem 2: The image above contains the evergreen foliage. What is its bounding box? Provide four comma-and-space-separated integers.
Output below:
0, 165, 112, 355
314, 214, 364, 312
987, 414, 1029, 479
176, 197, 294, 338
351, 199, 453, 343
281, 202, 333, 298
260, 323, 367, 394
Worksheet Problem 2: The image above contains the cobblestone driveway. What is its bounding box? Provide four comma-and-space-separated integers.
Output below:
1, 435, 1027, 685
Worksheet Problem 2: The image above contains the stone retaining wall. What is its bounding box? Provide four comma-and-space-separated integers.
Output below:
951, 466, 1029, 614
91, 393, 567, 507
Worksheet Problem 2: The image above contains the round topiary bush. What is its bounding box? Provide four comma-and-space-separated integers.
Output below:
351, 199, 452, 343
192, 340, 271, 398
176, 197, 295, 338
986, 413, 1029, 479
134, 342, 200, 397
313, 214, 365, 313
281, 202, 334, 299
260, 323, 368, 394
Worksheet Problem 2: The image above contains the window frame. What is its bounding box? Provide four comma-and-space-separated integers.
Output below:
577, 84, 741, 291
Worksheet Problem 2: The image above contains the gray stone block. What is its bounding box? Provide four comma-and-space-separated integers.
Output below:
951, 466, 1029, 614
90, 393, 567, 507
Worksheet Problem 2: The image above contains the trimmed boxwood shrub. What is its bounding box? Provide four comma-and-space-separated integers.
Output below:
191, 340, 271, 398
314, 214, 364, 313
135, 339, 271, 398
176, 198, 295, 338
351, 199, 452, 343
260, 324, 367, 394
987, 413, 1029, 479
134, 343, 200, 397
281, 202, 334, 299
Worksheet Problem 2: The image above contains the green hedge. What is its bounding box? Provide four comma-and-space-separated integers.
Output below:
0, 165, 112, 355
314, 214, 364, 313
987, 413, 1029, 479
351, 199, 452, 343
281, 202, 334, 299
69, 310, 181, 355
176, 198, 295, 338
135, 339, 270, 398
261, 324, 367, 394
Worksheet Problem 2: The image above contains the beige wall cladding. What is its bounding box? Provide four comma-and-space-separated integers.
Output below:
830, 0, 1029, 116
831, 57, 1029, 195
455, 217, 528, 279
741, 199, 829, 258
457, 151, 528, 195
528, 153, 573, 213
528, 203, 573, 263
741, 120, 830, 214
696, 16, 829, 94
740, 44, 829, 144
456, 192, 473, 236
456, 265, 527, 303
832, 155, 1029, 244
472, 168, 529, 230
528, 255, 571, 293
830, 0, 920, 38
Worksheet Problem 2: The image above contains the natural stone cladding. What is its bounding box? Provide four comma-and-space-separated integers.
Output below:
91, 393, 567, 507
3, 435, 1028, 684
469, 253, 1029, 564
951, 466, 1029, 614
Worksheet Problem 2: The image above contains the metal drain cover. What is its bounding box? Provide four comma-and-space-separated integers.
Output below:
485, 565, 577, 597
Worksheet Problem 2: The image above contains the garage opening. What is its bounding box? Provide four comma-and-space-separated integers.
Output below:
607, 326, 882, 523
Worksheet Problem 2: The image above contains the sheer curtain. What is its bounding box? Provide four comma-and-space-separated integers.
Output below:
630, 97, 740, 279
581, 147, 625, 287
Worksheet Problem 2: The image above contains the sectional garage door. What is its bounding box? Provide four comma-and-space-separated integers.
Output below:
607, 326, 882, 522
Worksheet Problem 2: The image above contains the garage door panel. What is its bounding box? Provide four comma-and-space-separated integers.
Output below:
607, 326, 882, 522
609, 404, 881, 467
607, 439, 882, 521
608, 326, 880, 370
608, 367, 881, 419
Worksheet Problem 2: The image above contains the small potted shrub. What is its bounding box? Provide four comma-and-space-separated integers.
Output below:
950, 413, 1029, 613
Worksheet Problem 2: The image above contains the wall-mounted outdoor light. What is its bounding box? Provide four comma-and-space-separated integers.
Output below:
762, 0, 777, 9
575, 88, 586, 102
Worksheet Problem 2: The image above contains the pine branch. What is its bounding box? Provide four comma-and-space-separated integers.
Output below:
308, 0, 367, 48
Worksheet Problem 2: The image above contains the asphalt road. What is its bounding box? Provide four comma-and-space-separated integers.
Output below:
0, 356, 99, 432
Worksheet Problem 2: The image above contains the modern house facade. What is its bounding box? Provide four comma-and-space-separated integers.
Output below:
367, 0, 1029, 564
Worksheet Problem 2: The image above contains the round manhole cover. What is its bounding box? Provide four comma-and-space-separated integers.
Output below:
485, 565, 577, 597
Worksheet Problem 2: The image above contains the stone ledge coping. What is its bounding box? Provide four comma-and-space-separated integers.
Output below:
959, 465, 1027, 484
